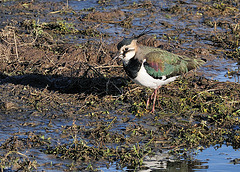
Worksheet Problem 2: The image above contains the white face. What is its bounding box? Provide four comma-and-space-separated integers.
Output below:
116, 40, 137, 64
118, 45, 136, 65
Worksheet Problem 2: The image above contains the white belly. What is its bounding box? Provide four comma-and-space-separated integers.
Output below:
132, 64, 178, 89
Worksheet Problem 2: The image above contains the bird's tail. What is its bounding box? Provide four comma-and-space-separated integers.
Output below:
187, 58, 206, 71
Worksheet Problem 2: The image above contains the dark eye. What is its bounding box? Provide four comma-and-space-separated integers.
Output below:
124, 48, 129, 52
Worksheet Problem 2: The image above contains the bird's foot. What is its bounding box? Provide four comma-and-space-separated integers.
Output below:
151, 106, 155, 113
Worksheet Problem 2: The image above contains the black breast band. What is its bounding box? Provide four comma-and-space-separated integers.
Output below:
123, 57, 142, 79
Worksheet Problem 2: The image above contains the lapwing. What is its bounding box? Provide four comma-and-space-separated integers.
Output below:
114, 37, 206, 112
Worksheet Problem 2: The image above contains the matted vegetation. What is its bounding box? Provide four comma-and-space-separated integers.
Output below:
0, 0, 240, 171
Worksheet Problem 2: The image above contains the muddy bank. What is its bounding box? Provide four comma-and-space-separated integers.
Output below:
0, 0, 240, 171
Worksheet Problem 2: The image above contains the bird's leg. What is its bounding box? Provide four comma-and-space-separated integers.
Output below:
146, 90, 156, 109
151, 88, 158, 112
151, 86, 161, 113
146, 97, 150, 109
151, 90, 155, 99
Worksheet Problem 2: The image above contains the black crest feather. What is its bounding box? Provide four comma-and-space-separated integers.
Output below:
117, 29, 153, 50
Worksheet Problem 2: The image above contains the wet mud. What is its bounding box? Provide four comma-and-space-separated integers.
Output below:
0, 0, 240, 171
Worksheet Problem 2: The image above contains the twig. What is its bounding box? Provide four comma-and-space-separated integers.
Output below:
1, 26, 38, 47
106, 77, 123, 94
45, 54, 56, 66
105, 116, 117, 130
13, 31, 19, 61
94, 65, 122, 69
85, 63, 123, 94
96, 37, 104, 58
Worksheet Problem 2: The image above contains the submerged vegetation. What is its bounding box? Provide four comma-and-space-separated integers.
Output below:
0, 0, 240, 171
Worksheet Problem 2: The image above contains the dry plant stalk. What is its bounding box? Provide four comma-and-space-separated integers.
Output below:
0, 26, 38, 62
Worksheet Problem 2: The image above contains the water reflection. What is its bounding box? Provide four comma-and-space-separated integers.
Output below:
139, 151, 208, 172
137, 145, 240, 172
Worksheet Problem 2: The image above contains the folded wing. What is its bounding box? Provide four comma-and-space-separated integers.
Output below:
143, 51, 205, 79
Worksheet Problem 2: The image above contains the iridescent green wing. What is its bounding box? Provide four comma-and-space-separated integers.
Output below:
143, 51, 202, 79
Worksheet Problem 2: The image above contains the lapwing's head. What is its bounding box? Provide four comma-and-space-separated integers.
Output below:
115, 38, 137, 63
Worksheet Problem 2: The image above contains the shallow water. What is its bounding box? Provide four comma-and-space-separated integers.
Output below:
194, 145, 240, 172
200, 58, 240, 83
97, 145, 240, 171
0, 0, 240, 171
138, 145, 240, 172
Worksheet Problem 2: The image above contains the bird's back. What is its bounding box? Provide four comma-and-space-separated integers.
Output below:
136, 45, 205, 79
